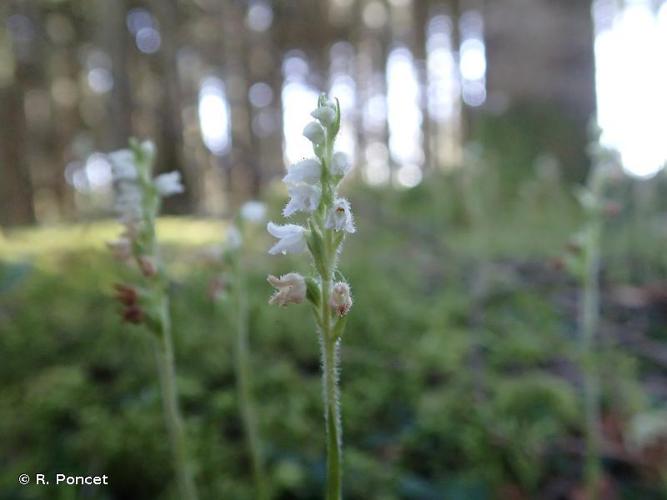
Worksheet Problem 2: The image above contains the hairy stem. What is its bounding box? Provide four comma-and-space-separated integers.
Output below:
321, 276, 342, 500
234, 261, 269, 500
155, 296, 199, 500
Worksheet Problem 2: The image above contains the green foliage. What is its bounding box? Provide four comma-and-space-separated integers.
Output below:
0, 168, 663, 498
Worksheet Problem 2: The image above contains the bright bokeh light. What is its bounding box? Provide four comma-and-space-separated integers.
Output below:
85, 153, 112, 190
386, 46, 423, 185
459, 10, 486, 107
135, 27, 161, 54
248, 82, 273, 108
396, 163, 423, 188
198, 76, 231, 155
87, 68, 113, 94
246, 0, 273, 32
593, 0, 667, 178
427, 15, 459, 123
460, 39, 486, 81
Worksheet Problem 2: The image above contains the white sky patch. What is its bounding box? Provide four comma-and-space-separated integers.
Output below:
594, 0, 667, 178
281, 80, 318, 165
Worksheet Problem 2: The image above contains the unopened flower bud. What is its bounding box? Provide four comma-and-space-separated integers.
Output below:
208, 275, 227, 301
329, 281, 352, 316
137, 255, 158, 277
603, 201, 622, 217
303, 121, 325, 145
311, 106, 336, 127
114, 284, 144, 325
267, 273, 307, 306
114, 283, 139, 306
331, 152, 351, 177
123, 305, 144, 324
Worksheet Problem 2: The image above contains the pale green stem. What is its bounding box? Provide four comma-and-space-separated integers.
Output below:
233, 258, 269, 500
155, 296, 199, 500
580, 221, 602, 500
320, 275, 342, 500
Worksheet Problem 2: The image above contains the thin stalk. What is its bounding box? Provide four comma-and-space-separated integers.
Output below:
320, 274, 342, 500
233, 258, 269, 500
155, 296, 199, 500
580, 221, 602, 500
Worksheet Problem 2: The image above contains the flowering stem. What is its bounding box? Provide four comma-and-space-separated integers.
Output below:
154, 295, 199, 500
267, 95, 352, 500
233, 255, 269, 500
580, 218, 602, 500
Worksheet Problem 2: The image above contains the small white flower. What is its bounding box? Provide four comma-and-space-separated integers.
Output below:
303, 121, 325, 145
114, 183, 142, 218
240, 201, 267, 223
226, 225, 243, 249
109, 149, 137, 180
331, 152, 351, 177
283, 183, 321, 217
267, 272, 307, 306
154, 171, 184, 197
311, 106, 336, 127
325, 197, 355, 233
283, 159, 321, 185
267, 222, 307, 255
329, 281, 353, 316
141, 140, 156, 160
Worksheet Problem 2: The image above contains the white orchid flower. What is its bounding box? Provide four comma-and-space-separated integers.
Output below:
324, 197, 355, 233
267, 273, 307, 306
267, 222, 307, 255
109, 149, 138, 180
154, 171, 184, 197
283, 183, 321, 217
283, 159, 322, 185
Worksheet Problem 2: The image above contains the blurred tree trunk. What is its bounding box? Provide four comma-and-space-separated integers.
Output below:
0, 2, 36, 226
100, 0, 132, 150
49, 29, 82, 219
0, 83, 35, 226
247, 7, 283, 191
413, 0, 432, 170
150, 0, 197, 214
483, 0, 596, 178
220, 0, 261, 205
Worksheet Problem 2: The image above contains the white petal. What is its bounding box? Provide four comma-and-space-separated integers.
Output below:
267, 222, 307, 255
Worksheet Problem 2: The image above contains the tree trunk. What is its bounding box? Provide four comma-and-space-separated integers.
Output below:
150, 0, 197, 214
0, 83, 35, 226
